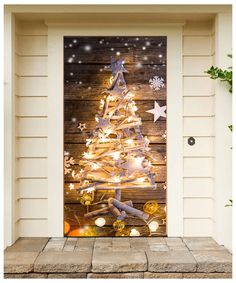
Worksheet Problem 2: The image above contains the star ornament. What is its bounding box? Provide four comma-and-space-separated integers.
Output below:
108, 57, 128, 76
146, 101, 166, 122
78, 123, 86, 132
121, 156, 145, 176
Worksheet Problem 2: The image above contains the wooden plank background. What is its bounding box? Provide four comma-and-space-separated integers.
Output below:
64, 36, 167, 237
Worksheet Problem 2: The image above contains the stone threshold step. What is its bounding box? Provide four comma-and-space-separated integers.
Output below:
4, 237, 232, 275
4, 272, 233, 279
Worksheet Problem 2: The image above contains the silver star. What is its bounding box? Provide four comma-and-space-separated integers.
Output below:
78, 123, 86, 132
121, 156, 145, 176
146, 101, 166, 122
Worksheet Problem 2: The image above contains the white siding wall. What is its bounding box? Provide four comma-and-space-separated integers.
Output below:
15, 21, 48, 236
183, 21, 215, 236
14, 19, 216, 238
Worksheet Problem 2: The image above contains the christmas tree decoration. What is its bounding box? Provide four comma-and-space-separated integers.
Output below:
146, 101, 166, 122
113, 219, 126, 232
65, 37, 166, 237
64, 221, 70, 235
77, 123, 86, 132
80, 193, 94, 206
143, 200, 160, 215
149, 76, 165, 90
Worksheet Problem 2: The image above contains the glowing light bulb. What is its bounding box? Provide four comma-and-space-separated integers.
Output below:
148, 221, 159, 232
100, 99, 105, 107
130, 228, 140, 236
113, 176, 120, 183
112, 152, 120, 160
95, 217, 106, 227
126, 139, 133, 146
133, 106, 138, 111
136, 177, 146, 183
92, 163, 99, 170
164, 206, 167, 213
83, 152, 92, 159
127, 117, 132, 122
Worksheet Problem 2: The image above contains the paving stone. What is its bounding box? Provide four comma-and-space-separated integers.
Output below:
182, 272, 232, 279
112, 237, 130, 247
63, 238, 77, 252
34, 251, 92, 272
44, 238, 66, 252
183, 237, 226, 251
94, 238, 113, 249
147, 237, 165, 245
144, 272, 183, 278
191, 250, 232, 272
4, 273, 48, 278
5, 238, 48, 252
147, 250, 197, 272
88, 272, 144, 278
4, 252, 39, 273
48, 273, 87, 278
165, 237, 186, 247
149, 244, 169, 251
92, 250, 147, 272
76, 237, 95, 247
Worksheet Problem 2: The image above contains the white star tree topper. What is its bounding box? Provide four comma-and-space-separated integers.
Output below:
146, 101, 166, 122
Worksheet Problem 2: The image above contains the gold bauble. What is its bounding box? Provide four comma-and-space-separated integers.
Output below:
143, 200, 159, 215
115, 229, 129, 237
113, 220, 126, 232
80, 193, 93, 206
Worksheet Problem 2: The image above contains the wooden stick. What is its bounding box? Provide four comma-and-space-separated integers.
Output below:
110, 198, 149, 221
108, 198, 122, 218
115, 189, 121, 201
84, 200, 133, 219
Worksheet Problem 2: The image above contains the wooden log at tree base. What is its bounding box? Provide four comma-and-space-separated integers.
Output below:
110, 198, 149, 221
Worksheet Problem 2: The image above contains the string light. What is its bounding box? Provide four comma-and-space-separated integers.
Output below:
130, 228, 140, 236
148, 221, 159, 232
95, 217, 106, 227
126, 139, 133, 145
91, 163, 99, 170
112, 152, 120, 160
83, 152, 92, 159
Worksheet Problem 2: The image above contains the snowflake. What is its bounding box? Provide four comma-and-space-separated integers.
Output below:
64, 156, 75, 175
149, 76, 165, 91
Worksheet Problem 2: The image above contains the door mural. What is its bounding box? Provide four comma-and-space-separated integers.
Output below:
64, 36, 167, 237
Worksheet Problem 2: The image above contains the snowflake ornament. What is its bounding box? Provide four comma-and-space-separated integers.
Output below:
64, 156, 75, 175
149, 76, 165, 91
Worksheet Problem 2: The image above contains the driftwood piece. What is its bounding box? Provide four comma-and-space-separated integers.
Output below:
84, 200, 133, 219
110, 198, 149, 221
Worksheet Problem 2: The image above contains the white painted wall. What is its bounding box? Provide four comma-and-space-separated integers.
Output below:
4, 7, 232, 249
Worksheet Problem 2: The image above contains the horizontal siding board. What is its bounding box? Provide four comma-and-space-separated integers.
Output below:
183, 178, 213, 198
183, 36, 212, 56
183, 77, 213, 96
183, 157, 213, 177
183, 137, 214, 157
183, 21, 213, 36
19, 199, 48, 218
17, 56, 47, 76
16, 76, 48, 96
18, 179, 48, 198
16, 20, 48, 36
19, 219, 48, 237
183, 97, 213, 116
184, 198, 213, 218
183, 56, 212, 76
17, 97, 48, 117
17, 138, 48, 157
17, 35, 48, 56
17, 118, 48, 137
184, 218, 213, 236
184, 117, 214, 136
17, 158, 47, 178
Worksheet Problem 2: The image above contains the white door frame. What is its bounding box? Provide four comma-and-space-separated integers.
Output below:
46, 21, 184, 237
